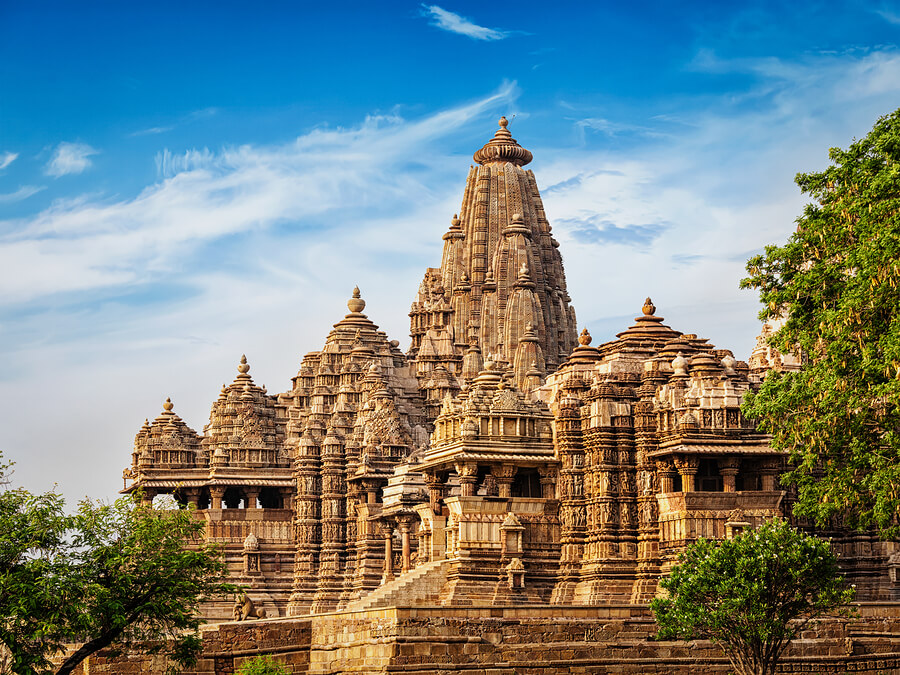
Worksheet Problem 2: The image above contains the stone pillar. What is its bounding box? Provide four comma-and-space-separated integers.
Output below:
424, 472, 445, 514
674, 455, 699, 493
245, 488, 260, 510
210, 487, 225, 510
381, 522, 395, 583
399, 517, 412, 574
758, 458, 782, 491
538, 466, 556, 499
280, 487, 293, 509
655, 460, 676, 494
494, 464, 516, 498
456, 462, 478, 497
417, 524, 430, 564
720, 456, 741, 493
141, 489, 157, 506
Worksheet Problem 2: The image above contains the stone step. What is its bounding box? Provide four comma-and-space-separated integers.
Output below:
345, 559, 449, 611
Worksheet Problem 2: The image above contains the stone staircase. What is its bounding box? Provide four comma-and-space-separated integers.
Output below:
343, 559, 449, 611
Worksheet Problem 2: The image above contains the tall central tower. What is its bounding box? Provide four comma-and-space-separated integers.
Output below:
409, 117, 578, 396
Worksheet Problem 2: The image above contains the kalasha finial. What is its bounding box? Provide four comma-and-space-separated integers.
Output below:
512, 212, 523, 223
238, 354, 250, 374
578, 328, 592, 346
163, 397, 174, 412
473, 116, 532, 166
643, 297, 656, 316
450, 213, 460, 227
348, 286, 366, 313
518, 261, 530, 280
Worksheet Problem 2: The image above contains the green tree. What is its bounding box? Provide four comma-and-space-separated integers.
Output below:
0, 482, 73, 674
0, 452, 234, 675
742, 108, 900, 536
651, 519, 855, 675
236, 655, 290, 675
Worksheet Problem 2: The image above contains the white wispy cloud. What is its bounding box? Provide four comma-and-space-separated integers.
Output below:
44, 142, 99, 177
0, 83, 518, 505
2, 82, 517, 305
0, 185, 45, 204
0, 151, 18, 170
538, 48, 900, 362
5, 45, 900, 509
130, 125, 175, 137
422, 5, 510, 40
873, 6, 900, 24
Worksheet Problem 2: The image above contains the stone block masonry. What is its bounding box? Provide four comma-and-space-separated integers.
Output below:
68, 603, 900, 674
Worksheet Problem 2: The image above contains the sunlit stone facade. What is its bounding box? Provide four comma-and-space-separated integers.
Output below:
123, 119, 899, 621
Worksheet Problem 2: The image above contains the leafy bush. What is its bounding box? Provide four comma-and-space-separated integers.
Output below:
236, 654, 290, 675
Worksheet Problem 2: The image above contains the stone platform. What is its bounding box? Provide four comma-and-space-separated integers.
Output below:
71, 603, 900, 674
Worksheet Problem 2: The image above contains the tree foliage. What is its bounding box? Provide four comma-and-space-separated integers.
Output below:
742, 108, 900, 537
651, 519, 855, 675
0, 452, 234, 675
236, 655, 290, 675
0, 485, 73, 674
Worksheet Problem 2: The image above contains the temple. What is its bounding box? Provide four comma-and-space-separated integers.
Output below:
123, 118, 899, 622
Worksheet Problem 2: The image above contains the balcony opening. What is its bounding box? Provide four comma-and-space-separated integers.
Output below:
696, 458, 723, 492
511, 468, 541, 498
258, 486, 282, 509
223, 487, 244, 509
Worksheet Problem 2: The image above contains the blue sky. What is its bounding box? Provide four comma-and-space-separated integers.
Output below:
3, 1, 900, 504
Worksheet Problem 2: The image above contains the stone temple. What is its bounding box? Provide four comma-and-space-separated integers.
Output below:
122, 118, 899, 649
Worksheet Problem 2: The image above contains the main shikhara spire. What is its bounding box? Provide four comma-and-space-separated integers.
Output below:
409, 117, 578, 386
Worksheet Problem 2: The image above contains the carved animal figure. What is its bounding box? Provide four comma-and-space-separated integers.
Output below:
232, 592, 267, 621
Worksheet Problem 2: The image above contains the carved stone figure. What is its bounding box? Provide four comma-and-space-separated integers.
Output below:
232, 593, 267, 621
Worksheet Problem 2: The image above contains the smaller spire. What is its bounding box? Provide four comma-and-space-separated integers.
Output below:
443, 213, 465, 241
566, 327, 601, 364
483, 265, 497, 290
503, 212, 530, 237
514, 260, 535, 289
616, 296, 675, 341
